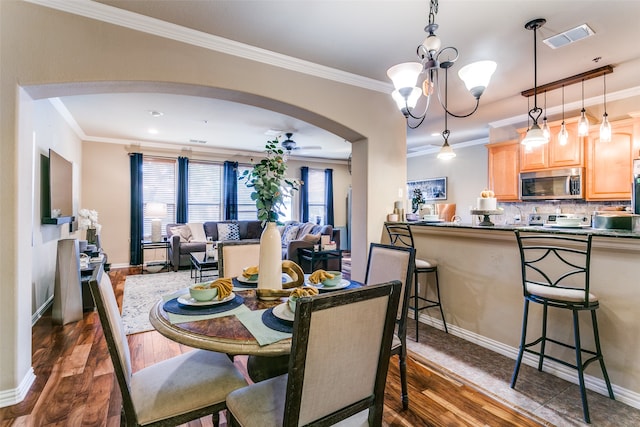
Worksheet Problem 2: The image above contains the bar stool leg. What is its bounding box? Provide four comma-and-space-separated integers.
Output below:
433, 269, 448, 333
592, 310, 615, 399
414, 270, 420, 342
510, 300, 530, 388
573, 310, 590, 423
538, 303, 549, 371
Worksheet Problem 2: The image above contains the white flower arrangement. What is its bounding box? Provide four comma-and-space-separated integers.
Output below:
78, 208, 100, 230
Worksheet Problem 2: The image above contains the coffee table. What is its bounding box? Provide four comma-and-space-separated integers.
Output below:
189, 251, 218, 283
297, 247, 343, 273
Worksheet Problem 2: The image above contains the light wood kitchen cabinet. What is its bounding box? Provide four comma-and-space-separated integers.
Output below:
519, 118, 584, 171
487, 140, 520, 201
585, 117, 638, 200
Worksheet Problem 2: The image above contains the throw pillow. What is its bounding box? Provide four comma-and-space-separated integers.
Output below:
217, 223, 240, 241
281, 224, 300, 245
302, 233, 321, 243
187, 222, 207, 242
169, 225, 192, 243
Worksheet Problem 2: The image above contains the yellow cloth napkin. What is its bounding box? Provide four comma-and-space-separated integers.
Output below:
308, 270, 335, 285
242, 266, 259, 279
198, 277, 233, 299
290, 286, 319, 299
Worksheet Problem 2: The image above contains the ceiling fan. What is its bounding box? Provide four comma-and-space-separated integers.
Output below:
280, 133, 321, 152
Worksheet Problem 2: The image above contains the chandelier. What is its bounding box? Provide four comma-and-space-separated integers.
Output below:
386, 0, 497, 131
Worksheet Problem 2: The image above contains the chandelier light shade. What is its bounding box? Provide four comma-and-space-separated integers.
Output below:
600, 72, 612, 142
387, 0, 496, 129
577, 79, 590, 136
437, 137, 456, 160
521, 18, 549, 148
457, 61, 497, 99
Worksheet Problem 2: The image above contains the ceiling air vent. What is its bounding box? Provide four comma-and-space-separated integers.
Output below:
189, 139, 207, 144
543, 24, 595, 49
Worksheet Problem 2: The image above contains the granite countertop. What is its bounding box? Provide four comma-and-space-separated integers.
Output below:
400, 221, 640, 239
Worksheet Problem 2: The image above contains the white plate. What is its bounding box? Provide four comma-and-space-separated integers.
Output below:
237, 274, 292, 284
308, 278, 351, 290
177, 292, 235, 307
422, 219, 444, 223
272, 302, 295, 322
236, 275, 258, 284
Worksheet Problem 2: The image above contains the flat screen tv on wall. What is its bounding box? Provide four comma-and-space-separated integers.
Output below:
42, 149, 73, 225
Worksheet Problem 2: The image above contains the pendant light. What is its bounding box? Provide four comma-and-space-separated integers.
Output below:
558, 85, 569, 146
541, 90, 551, 141
600, 72, 612, 142
577, 79, 590, 136
437, 66, 456, 160
521, 18, 548, 148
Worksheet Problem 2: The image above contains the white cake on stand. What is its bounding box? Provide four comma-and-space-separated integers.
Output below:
476, 197, 497, 211
471, 189, 502, 226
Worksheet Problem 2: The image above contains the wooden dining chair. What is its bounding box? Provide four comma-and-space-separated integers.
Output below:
226, 281, 402, 426
217, 240, 260, 277
89, 265, 248, 426
365, 243, 415, 410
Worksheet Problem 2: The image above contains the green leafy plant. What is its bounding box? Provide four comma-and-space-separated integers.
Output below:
411, 188, 426, 213
240, 139, 300, 223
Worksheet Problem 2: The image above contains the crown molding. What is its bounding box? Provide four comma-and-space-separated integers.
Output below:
25, 0, 391, 94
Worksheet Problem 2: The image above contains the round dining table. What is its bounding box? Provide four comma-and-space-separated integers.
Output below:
149, 288, 291, 357
149, 279, 362, 381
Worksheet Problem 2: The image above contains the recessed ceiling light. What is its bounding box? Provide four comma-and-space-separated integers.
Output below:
543, 24, 595, 49
149, 110, 164, 117
148, 128, 158, 134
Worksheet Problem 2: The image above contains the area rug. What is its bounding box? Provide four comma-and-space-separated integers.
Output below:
121, 270, 218, 335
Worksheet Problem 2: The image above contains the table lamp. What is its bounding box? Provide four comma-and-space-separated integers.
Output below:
146, 202, 167, 242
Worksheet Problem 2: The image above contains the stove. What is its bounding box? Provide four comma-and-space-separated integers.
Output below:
527, 213, 590, 226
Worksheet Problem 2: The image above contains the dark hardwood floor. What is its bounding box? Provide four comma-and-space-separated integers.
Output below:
0, 267, 545, 426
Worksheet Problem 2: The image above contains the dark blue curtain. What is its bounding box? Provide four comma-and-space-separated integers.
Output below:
129, 153, 143, 265
300, 166, 309, 222
223, 161, 238, 220
177, 156, 189, 223
324, 168, 334, 225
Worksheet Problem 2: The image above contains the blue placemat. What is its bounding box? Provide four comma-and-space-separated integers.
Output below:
163, 294, 244, 315
262, 307, 293, 333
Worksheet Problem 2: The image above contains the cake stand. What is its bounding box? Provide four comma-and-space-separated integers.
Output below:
470, 209, 503, 226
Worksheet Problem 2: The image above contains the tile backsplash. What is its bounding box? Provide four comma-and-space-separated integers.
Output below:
498, 201, 632, 225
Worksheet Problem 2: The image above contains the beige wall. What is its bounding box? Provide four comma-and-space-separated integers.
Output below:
31, 99, 83, 312
0, 1, 405, 400
81, 141, 352, 267
407, 144, 489, 224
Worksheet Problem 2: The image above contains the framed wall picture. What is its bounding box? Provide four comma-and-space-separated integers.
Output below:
408, 177, 447, 201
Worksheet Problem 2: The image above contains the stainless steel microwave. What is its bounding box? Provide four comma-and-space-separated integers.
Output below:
520, 168, 584, 200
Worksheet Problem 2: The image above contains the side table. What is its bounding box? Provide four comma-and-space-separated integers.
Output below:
141, 240, 171, 273
298, 247, 343, 273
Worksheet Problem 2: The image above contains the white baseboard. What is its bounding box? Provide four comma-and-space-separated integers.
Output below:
0, 368, 36, 408
32, 295, 53, 325
416, 313, 640, 410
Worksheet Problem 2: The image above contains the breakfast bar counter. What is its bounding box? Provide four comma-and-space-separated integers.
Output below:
382, 221, 640, 406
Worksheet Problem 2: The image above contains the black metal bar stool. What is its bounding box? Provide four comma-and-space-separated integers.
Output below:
511, 231, 615, 424
385, 223, 448, 341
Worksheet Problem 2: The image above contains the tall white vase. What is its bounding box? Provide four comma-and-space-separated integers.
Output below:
258, 222, 282, 291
